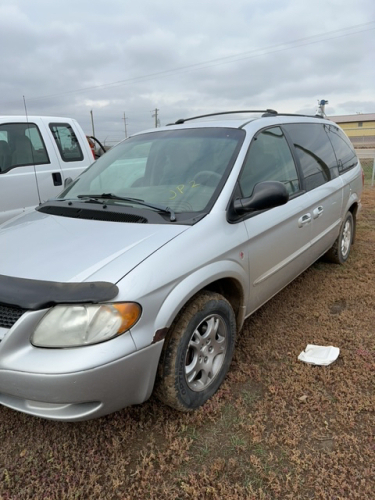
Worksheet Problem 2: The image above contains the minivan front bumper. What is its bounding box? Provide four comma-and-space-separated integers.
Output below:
0, 341, 163, 421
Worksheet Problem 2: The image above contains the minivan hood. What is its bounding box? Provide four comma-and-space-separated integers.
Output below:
0, 211, 188, 283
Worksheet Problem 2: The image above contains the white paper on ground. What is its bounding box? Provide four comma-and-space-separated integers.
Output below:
298, 344, 340, 366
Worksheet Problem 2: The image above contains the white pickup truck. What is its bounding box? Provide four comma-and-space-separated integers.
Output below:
0, 116, 96, 224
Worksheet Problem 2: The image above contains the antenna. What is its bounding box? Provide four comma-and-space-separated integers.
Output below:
22, 95, 28, 117
23, 95, 41, 205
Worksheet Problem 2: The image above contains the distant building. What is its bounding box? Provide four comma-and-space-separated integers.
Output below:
329, 113, 375, 148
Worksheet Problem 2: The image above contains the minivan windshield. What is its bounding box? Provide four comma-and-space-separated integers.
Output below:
59, 128, 245, 216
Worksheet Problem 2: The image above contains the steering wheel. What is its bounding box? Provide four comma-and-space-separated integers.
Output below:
194, 170, 222, 185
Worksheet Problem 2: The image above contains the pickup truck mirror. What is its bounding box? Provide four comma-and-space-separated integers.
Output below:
64, 177, 73, 188
233, 181, 289, 215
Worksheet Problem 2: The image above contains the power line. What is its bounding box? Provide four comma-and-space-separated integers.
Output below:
22, 21, 375, 102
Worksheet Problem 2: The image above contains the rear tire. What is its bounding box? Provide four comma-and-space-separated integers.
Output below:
326, 212, 354, 264
155, 291, 236, 411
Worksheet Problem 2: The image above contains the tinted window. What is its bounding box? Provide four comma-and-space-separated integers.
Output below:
49, 123, 84, 162
0, 123, 49, 173
325, 125, 357, 173
283, 123, 338, 191
239, 126, 299, 198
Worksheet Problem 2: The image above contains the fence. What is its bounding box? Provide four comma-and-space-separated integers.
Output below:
359, 157, 375, 187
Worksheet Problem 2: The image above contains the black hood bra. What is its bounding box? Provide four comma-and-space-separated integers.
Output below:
0, 274, 119, 310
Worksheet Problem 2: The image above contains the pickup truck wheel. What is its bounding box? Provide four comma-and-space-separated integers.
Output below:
326, 212, 354, 264
155, 291, 236, 411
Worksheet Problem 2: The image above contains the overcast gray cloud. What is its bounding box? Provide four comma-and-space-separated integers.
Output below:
1, 0, 374, 144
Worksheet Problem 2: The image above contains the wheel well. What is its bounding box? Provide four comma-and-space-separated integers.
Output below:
348, 202, 358, 243
203, 278, 245, 331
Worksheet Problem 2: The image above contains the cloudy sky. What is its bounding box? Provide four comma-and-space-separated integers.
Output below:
1, 0, 374, 144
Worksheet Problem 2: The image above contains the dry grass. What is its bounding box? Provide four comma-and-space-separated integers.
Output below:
0, 170, 374, 500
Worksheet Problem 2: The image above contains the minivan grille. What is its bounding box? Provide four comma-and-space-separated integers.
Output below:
0, 304, 27, 329
38, 205, 148, 224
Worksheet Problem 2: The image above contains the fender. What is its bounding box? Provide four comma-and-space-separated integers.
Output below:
153, 259, 249, 335
343, 191, 360, 243
341, 162, 362, 219
343, 191, 359, 216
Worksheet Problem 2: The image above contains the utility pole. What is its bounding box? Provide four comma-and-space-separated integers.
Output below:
152, 108, 159, 128
90, 110, 95, 137
122, 112, 128, 138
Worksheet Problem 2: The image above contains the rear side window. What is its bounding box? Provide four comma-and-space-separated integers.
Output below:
325, 125, 357, 173
49, 123, 84, 162
0, 122, 49, 173
239, 126, 300, 198
283, 123, 338, 191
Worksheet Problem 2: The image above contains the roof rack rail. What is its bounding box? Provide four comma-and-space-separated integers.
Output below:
168, 109, 278, 125
275, 113, 326, 120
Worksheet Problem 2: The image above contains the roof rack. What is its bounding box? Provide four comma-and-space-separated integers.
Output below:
167, 110, 328, 126
274, 113, 327, 120
168, 109, 278, 125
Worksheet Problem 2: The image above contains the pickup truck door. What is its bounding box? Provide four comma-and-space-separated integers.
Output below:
0, 119, 92, 224
36, 119, 92, 200
0, 121, 54, 224
237, 126, 312, 314
0, 164, 40, 224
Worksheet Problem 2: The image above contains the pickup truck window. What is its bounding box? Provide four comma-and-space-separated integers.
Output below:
49, 123, 84, 162
0, 122, 49, 173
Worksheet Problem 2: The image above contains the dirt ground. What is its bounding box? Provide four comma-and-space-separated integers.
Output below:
0, 162, 374, 500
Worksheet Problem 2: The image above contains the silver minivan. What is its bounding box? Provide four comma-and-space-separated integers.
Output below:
0, 110, 363, 421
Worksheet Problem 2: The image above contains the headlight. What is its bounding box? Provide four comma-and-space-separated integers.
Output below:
31, 303, 141, 348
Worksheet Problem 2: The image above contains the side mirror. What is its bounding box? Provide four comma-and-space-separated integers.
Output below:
64, 177, 73, 188
232, 181, 289, 215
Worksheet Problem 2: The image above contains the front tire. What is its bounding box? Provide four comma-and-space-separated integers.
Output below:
155, 291, 236, 411
326, 211, 354, 264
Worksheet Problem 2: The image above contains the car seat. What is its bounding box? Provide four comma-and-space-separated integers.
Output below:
11, 135, 35, 166
0, 140, 11, 172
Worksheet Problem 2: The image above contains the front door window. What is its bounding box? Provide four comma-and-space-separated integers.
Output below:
239, 126, 300, 198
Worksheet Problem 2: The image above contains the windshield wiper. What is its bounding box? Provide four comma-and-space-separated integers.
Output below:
52, 196, 104, 204
76, 193, 176, 222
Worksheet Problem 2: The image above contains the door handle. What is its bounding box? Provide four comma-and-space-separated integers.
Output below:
313, 206, 324, 219
52, 172, 62, 186
298, 213, 311, 227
